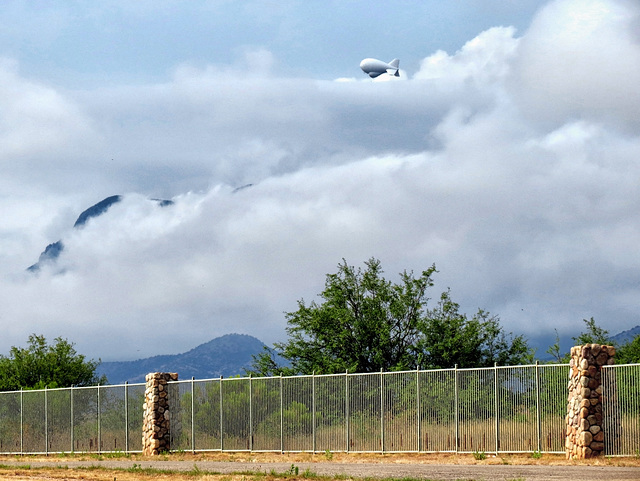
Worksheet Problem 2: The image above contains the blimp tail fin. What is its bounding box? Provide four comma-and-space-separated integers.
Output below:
387, 59, 400, 76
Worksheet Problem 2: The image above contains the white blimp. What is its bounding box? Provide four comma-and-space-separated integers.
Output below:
360, 58, 400, 78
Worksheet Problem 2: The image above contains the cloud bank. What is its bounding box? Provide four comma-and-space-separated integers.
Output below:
1, 0, 639, 361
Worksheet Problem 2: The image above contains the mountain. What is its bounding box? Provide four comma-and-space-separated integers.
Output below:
96, 333, 266, 384
73, 195, 123, 228
27, 195, 173, 272
611, 325, 640, 345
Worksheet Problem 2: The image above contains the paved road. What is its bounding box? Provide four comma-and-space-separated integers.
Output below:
6, 460, 640, 481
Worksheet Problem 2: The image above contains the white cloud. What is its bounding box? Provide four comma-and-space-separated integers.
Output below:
1, 0, 639, 363
414, 26, 519, 87
510, 0, 640, 131
0, 59, 96, 160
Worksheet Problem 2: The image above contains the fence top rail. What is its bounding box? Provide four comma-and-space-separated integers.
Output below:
0, 362, 586, 395
602, 363, 640, 369
164, 362, 572, 386
0, 381, 146, 395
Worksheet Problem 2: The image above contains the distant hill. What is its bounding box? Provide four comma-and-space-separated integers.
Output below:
611, 325, 640, 345
96, 333, 266, 384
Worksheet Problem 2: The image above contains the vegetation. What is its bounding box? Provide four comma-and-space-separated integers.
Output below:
617, 335, 640, 364
545, 317, 640, 364
249, 258, 533, 376
572, 317, 612, 345
0, 334, 106, 390
417, 290, 532, 369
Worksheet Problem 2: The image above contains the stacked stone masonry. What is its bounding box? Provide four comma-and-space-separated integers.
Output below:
565, 344, 614, 459
142, 372, 178, 455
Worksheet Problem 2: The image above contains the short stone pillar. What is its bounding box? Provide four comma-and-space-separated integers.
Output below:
142, 372, 178, 455
565, 344, 614, 459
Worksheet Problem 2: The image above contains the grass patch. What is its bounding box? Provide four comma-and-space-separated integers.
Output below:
0, 463, 31, 470
530, 450, 543, 459
472, 450, 487, 461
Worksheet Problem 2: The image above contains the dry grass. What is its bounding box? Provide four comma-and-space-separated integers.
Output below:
169, 450, 640, 466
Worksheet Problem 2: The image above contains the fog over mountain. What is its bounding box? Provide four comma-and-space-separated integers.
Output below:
1, 0, 639, 361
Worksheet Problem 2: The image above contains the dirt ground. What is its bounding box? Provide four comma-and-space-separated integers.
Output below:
0, 451, 639, 481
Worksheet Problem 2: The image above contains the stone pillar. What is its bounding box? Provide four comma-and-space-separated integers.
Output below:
565, 344, 614, 459
142, 372, 178, 455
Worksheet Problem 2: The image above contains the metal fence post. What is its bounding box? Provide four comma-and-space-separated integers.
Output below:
454, 365, 459, 453
535, 361, 541, 453
494, 363, 499, 454
380, 369, 385, 453
219, 376, 223, 452
312, 371, 316, 453
191, 377, 195, 453
124, 382, 129, 453
20, 388, 24, 454
70, 385, 74, 453
345, 370, 350, 452
249, 375, 253, 452
280, 374, 284, 453
44, 387, 48, 455
416, 368, 421, 452
97, 385, 101, 453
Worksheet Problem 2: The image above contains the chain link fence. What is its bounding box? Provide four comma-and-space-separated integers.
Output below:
0, 363, 638, 455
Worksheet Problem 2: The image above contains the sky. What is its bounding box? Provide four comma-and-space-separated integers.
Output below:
1, 0, 639, 363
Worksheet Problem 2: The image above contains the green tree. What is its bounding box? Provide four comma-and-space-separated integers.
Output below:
572, 317, 613, 345
616, 335, 640, 364
254, 258, 436, 375
547, 318, 640, 364
418, 290, 533, 368
0, 334, 107, 390
249, 258, 532, 375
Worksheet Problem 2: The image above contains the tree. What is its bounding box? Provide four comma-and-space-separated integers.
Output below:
572, 317, 613, 345
254, 258, 437, 375
249, 258, 532, 375
418, 290, 533, 369
545, 329, 570, 363
617, 335, 640, 364
547, 317, 640, 364
0, 334, 107, 390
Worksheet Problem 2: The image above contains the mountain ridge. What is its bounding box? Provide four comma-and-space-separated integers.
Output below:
28, 195, 173, 272
96, 333, 266, 384
610, 325, 640, 345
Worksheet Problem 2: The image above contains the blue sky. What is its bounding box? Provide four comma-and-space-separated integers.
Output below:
1, 0, 639, 362
2, 1, 544, 85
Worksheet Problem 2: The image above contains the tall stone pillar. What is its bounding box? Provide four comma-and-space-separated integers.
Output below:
565, 344, 614, 459
142, 372, 178, 455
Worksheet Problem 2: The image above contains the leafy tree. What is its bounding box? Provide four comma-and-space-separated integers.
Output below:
572, 317, 613, 345
0, 334, 106, 390
418, 290, 533, 368
250, 346, 292, 376
546, 318, 640, 364
252, 258, 436, 375
249, 258, 532, 375
616, 335, 640, 364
